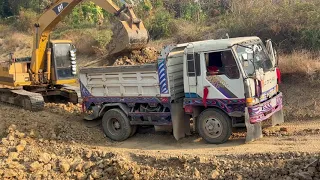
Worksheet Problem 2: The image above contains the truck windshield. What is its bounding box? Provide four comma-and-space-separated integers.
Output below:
235, 43, 273, 76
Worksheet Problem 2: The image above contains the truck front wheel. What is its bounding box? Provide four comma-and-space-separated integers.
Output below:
197, 109, 232, 144
102, 109, 132, 141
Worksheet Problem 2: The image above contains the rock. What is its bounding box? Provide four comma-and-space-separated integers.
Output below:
59, 161, 70, 173
235, 173, 243, 180
0, 148, 7, 157
16, 132, 25, 138
50, 132, 57, 139
76, 172, 86, 180
106, 166, 114, 174
193, 167, 201, 178
1, 138, 9, 145
19, 139, 27, 146
8, 152, 19, 160
44, 164, 52, 171
29, 161, 43, 172
7, 134, 14, 141
307, 166, 316, 174
15, 144, 25, 152
75, 162, 84, 172
39, 153, 51, 164
294, 172, 312, 180
85, 150, 92, 159
280, 127, 288, 132
91, 169, 103, 179
83, 161, 94, 170
29, 130, 36, 137
3, 169, 17, 178
7, 124, 17, 133
210, 170, 220, 179
88, 175, 94, 180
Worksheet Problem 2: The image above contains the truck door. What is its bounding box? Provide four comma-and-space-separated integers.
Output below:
266, 39, 278, 67
202, 50, 245, 99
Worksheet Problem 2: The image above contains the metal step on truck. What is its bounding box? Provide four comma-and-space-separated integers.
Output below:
79, 36, 284, 144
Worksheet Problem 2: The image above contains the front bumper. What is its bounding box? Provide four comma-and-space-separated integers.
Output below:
248, 92, 283, 124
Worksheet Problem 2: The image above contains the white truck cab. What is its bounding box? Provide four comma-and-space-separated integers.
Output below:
79, 36, 284, 144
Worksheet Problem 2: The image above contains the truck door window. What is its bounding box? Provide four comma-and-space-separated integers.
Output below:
205, 50, 240, 79
187, 53, 201, 76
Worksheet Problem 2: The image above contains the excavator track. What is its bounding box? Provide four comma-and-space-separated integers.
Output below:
61, 85, 82, 103
0, 88, 44, 111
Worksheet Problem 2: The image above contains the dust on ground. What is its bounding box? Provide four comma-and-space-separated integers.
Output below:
0, 102, 320, 179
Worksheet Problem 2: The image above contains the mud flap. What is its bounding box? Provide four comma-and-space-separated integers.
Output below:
245, 107, 263, 143
272, 108, 284, 126
171, 101, 190, 140
84, 106, 101, 121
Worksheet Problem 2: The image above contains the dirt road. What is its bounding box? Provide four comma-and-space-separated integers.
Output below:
0, 103, 319, 179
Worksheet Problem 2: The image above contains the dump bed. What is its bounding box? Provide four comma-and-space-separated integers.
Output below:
79, 64, 161, 97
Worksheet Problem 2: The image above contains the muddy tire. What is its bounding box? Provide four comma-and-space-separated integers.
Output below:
197, 109, 232, 144
102, 108, 132, 141
130, 125, 138, 137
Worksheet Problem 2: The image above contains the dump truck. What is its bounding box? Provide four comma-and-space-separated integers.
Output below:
0, 0, 148, 111
79, 36, 284, 144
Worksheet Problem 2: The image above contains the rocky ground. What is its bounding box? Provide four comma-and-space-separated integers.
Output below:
1, 36, 320, 179
0, 103, 320, 179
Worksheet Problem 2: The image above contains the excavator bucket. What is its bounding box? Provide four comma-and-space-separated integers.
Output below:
107, 20, 149, 55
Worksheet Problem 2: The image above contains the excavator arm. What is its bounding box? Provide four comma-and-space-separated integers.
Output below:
31, 0, 149, 83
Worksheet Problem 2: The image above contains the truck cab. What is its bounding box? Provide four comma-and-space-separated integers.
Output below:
180, 37, 283, 143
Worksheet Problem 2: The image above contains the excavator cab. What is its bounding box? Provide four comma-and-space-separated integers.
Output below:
49, 40, 77, 85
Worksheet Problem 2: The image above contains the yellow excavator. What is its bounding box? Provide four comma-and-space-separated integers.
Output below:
0, 0, 149, 111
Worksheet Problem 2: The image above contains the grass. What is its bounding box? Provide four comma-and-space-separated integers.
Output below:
279, 51, 320, 81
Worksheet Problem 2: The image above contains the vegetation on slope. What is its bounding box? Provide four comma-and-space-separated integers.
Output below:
1, 0, 320, 51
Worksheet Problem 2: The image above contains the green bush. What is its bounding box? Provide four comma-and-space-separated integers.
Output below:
211, 0, 320, 51
12, 8, 37, 33
145, 8, 173, 40
180, 2, 206, 22
55, 28, 112, 55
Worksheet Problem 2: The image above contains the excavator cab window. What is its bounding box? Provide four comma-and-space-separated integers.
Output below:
51, 42, 75, 80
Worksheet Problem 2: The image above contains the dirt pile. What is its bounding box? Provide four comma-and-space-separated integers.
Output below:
112, 47, 159, 66
0, 124, 319, 179
0, 125, 148, 179
0, 103, 105, 145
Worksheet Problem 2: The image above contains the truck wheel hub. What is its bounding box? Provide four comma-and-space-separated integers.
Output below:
112, 119, 121, 129
205, 118, 222, 138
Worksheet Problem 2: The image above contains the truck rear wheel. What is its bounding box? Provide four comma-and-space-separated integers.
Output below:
102, 109, 132, 141
130, 125, 137, 137
197, 109, 232, 144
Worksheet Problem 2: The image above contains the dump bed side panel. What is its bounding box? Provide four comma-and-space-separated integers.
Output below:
167, 50, 185, 101
79, 64, 160, 97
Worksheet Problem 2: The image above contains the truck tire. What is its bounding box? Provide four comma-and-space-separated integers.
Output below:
197, 109, 232, 144
102, 108, 132, 141
130, 125, 137, 137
